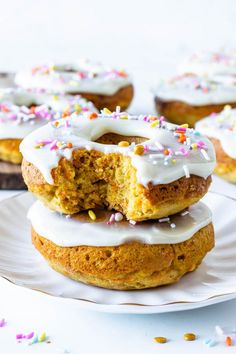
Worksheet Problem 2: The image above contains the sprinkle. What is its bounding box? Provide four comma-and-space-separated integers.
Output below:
205, 339, 217, 347
181, 210, 189, 216
118, 141, 129, 147
66, 142, 73, 149
114, 212, 123, 222
180, 124, 189, 128
107, 214, 115, 225
215, 325, 224, 336
0, 319, 6, 327
133, 145, 145, 155
29, 335, 38, 345
25, 332, 34, 339
88, 210, 96, 221
38, 332, 46, 342
170, 223, 176, 228
183, 333, 196, 341
129, 220, 136, 225
154, 336, 167, 344
150, 120, 159, 128
159, 217, 170, 223
200, 149, 210, 161
88, 112, 98, 119
16, 334, 23, 339
103, 108, 112, 115
183, 165, 190, 178
226, 336, 233, 346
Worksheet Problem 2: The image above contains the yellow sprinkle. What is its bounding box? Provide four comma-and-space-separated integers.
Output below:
103, 108, 112, 114
53, 95, 59, 101
172, 159, 177, 164
183, 333, 196, 341
118, 141, 130, 147
74, 103, 82, 112
150, 120, 159, 128
38, 332, 46, 342
35, 143, 44, 149
180, 124, 189, 128
191, 143, 198, 150
88, 210, 96, 221
154, 336, 167, 344
134, 145, 145, 155
120, 115, 128, 119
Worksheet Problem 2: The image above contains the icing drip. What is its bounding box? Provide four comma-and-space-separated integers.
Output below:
15, 60, 132, 96
20, 109, 216, 186
154, 73, 236, 106
28, 200, 212, 247
196, 105, 236, 159
0, 88, 96, 139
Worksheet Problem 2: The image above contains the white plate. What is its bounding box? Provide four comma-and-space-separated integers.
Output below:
0, 192, 236, 314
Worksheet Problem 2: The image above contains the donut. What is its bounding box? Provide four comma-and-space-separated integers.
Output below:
196, 105, 236, 183
154, 73, 236, 127
179, 50, 236, 77
15, 60, 134, 111
20, 109, 215, 221
28, 200, 214, 290
0, 88, 96, 164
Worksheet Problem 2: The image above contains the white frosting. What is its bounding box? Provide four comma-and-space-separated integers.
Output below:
180, 50, 236, 76
15, 60, 132, 96
20, 110, 215, 186
154, 74, 236, 106
196, 105, 236, 158
0, 88, 96, 139
28, 200, 212, 247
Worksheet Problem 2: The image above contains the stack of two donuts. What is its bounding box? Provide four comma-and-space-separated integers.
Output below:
21, 109, 216, 290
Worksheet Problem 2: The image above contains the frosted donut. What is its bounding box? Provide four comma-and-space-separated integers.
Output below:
0, 88, 96, 164
29, 201, 214, 290
154, 73, 236, 127
196, 105, 236, 183
179, 50, 236, 77
15, 60, 134, 111
20, 109, 215, 221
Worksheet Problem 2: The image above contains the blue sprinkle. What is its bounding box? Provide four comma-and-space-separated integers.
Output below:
207, 339, 217, 347
204, 338, 211, 344
232, 328, 236, 333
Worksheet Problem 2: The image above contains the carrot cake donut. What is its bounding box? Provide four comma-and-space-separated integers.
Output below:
154, 73, 236, 127
28, 200, 214, 290
0, 88, 95, 164
20, 109, 215, 221
15, 60, 134, 111
196, 105, 236, 183
179, 49, 236, 77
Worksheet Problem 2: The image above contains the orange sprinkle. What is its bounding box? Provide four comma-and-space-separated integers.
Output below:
54, 121, 59, 127
30, 106, 36, 114
1, 106, 10, 112
149, 115, 158, 122
89, 112, 98, 119
163, 149, 169, 155
178, 135, 186, 143
66, 143, 73, 148
226, 336, 232, 346
62, 111, 70, 118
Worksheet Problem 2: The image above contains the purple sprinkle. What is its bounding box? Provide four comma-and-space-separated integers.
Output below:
0, 319, 6, 327
16, 334, 23, 339
25, 332, 34, 339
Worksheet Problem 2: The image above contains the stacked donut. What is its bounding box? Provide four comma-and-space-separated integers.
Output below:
154, 50, 236, 127
21, 108, 216, 290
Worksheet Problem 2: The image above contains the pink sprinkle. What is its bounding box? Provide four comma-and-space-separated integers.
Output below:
143, 115, 148, 121
0, 319, 6, 327
210, 112, 217, 118
143, 144, 149, 152
107, 214, 115, 225
50, 140, 57, 151
25, 332, 34, 339
16, 334, 23, 339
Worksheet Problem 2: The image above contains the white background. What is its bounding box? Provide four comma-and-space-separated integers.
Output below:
1, 1, 236, 353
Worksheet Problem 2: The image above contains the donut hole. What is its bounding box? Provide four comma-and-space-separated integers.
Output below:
95, 133, 147, 145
